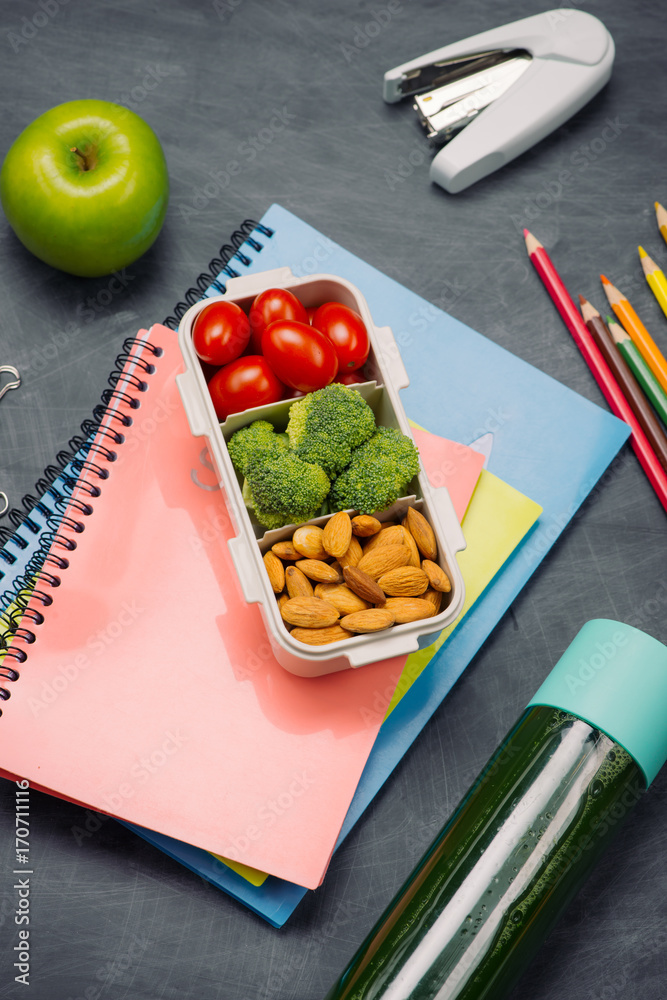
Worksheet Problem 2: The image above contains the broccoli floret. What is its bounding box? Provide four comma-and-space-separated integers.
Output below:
330, 428, 420, 514
351, 426, 420, 483
244, 451, 330, 529
286, 383, 376, 477
227, 420, 288, 477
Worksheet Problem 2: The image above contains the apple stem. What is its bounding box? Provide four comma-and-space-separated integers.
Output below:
70, 146, 91, 171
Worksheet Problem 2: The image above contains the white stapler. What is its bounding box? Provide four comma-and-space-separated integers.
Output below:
383, 9, 615, 193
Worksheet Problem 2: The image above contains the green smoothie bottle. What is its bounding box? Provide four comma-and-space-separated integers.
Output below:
324, 620, 667, 1000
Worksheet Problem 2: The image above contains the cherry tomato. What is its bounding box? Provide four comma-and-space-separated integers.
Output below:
306, 305, 318, 324
208, 356, 285, 421
248, 287, 308, 354
261, 320, 338, 392
192, 300, 250, 366
311, 302, 370, 371
334, 369, 369, 386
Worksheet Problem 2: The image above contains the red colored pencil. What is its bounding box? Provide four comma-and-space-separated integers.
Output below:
524, 230, 667, 513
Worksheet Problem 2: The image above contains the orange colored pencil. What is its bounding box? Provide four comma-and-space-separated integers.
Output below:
601, 274, 667, 396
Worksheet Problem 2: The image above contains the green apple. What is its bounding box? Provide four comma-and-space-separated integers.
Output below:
0, 99, 169, 278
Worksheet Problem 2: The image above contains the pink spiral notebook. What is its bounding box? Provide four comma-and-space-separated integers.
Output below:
0, 325, 411, 890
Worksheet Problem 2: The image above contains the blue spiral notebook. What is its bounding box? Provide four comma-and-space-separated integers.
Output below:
0, 204, 629, 926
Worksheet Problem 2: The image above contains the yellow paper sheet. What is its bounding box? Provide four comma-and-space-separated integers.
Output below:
386, 468, 543, 716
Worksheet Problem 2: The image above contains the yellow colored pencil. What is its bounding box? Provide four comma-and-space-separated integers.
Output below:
601, 274, 667, 396
639, 246, 667, 320
655, 201, 667, 247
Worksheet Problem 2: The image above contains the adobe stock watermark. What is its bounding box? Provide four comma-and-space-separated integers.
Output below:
340, 0, 403, 63
212, 0, 243, 23
510, 117, 630, 231
26, 599, 144, 716
519, 447, 635, 571
124, 392, 181, 453
18, 271, 136, 376
220, 771, 316, 862
625, 577, 667, 634
384, 135, 432, 191
289, 235, 337, 278
562, 628, 629, 696
7, 0, 70, 53
71, 730, 189, 845
64, 934, 150, 1000
257, 899, 364, 1000
179, 107, 297, 224
546, 2, 588, 28
115, 64, 171, 114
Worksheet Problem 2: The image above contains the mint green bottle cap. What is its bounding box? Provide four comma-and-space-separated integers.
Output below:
527, 619, 667, 786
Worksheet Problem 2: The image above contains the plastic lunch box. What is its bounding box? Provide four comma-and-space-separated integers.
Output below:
175, 268, 466, 676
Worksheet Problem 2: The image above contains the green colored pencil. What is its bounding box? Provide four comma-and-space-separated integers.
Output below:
607, 315, 667, 428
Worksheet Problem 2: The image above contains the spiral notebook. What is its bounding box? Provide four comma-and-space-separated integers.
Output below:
0, 205, 630, 922
0, 321, 425, 891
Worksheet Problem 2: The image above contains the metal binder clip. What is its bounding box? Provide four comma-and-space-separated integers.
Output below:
383, 9, 615, 193
0, 365, 21, 403
0, 366, 21, 516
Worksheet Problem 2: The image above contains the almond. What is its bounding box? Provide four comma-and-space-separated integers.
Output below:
351, 514, 382, 537
362, 524, 406, 554
377, 566, 429, 597
384, 597, 436, 623
290, 624, 354, 646
323, 511, 352, 559
263, 551, 285, 594
280, 596, 340, 628
422, 559, 451, 593
285, 565, 314, 598
314, 583, 371, 615
357, 543, 411, 579
423, 587, 443, 614
405, 507, 437, 560
295, 559, 342, 583
402, 524, 422, 568
342, 566, 386, 605
271, 539, 301, 561
340, 608, 396, 633
292, 524, 328, 560
277, 592, 293, 628
337, 535, 363, 569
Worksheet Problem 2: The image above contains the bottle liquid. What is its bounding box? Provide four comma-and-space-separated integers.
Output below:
324, 619, 667, 1000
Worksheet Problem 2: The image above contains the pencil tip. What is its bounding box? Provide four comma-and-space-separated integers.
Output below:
600, 274, 610, 285
523, 228, 530, 238
638, 245, 647, 258
655, 201, 663, 212
578, 294, 586, 306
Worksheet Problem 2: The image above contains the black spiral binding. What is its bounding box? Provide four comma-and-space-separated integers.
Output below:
0, 217, 275, 707
0, 334, 166, 707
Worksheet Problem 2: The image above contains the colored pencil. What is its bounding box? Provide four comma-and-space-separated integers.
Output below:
639, 246, 667, 320
601, 274, 667, 396
523, 230, 667, 513
579, 297, 667, 471
655, 201, 667, 247
606, 314, 667, 429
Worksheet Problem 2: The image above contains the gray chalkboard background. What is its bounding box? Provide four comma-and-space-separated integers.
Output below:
0, 1, 666, 998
